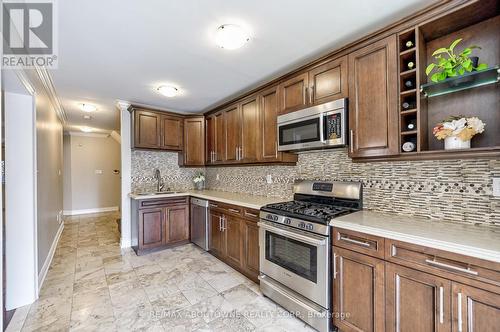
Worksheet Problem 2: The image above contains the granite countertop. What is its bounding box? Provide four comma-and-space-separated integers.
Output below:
129, 189, 288, 210
330, 210, 500, 263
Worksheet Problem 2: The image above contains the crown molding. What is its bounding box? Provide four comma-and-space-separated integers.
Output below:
116, 100, 131, 112
34, 66, 68, 124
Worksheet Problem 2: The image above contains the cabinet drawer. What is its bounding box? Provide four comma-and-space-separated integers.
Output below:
386, 239, 500, 288
242, 208, 260, 222
139, 197, 188, 208
208, 201, 243, 217
333, 228, 385, 259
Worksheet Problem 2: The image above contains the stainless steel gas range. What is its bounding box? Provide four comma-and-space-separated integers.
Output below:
258, 180, 362, 332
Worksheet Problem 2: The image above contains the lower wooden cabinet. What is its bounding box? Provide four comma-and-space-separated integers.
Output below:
452, 282, 500, 332
333, 246, 385, 332
208, 202, 260, 282
132, 197, 190, 255
385, 262, 452, 332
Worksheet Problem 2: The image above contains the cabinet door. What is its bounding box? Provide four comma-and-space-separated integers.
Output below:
333, 246, 385, 332
138, 208, 165, 249
214, 112, 225, 162
165, 205, 189, 244
240, 96, 260, 162
205, 116, 215, 164
209, 211, 224, 256
183, 117, 205, 166
309, 56, 348, 105
224, 104, 241, 162
259, 86, 280, 161
452, 282, 500, 332
385, 263, 452, 332
134, 110, 161, 149
242, 219, 260, 281
348, 35, 399, 158
161, 115, 183, 150
278, 72, 309, 114
224, 215, 243, 268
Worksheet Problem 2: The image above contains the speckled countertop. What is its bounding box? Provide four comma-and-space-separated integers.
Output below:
129, 189, 288, 210
330, 210, 500, 263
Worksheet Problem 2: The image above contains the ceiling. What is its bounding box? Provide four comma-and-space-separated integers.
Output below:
52, 0, 439, 133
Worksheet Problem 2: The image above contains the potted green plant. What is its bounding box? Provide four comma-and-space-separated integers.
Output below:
425, 38, 488, 83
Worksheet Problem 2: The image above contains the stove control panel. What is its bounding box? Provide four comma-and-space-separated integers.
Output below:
259, 211, 330, 236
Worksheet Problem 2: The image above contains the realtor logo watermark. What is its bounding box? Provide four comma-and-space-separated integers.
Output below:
2, 0, 58, 68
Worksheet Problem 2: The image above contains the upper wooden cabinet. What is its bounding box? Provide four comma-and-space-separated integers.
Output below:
205, 116, 214, 164
240, 96, 260, 162
132, 107, 183, 151
348, 35, 399, 158
224, 104, 241, 163
179, 116, 205, 166
278, 56, 348, 115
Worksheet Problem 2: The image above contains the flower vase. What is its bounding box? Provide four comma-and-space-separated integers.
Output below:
444, 136, 471, 150
195, 181, 204, 190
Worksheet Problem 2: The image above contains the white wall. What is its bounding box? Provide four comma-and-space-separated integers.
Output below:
118, 103, 131, 248
63, 133, 121, 214
4, 90, 37, 309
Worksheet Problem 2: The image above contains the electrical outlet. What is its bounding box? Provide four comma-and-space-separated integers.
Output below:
95, 169, 103, 174
216, 174, 220, 181
266, 174, 273, 184
493, 177, 500, 197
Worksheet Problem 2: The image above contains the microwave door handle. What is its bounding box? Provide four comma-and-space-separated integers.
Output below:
319, 113, 326, 143
258, 222, 326, 246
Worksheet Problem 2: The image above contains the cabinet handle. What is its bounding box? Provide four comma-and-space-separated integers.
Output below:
212, 151, 215, 162
218, 216, 222, 231
245, 212, 258, 218
350, 129, 354, 154
239, 146, 243, 160
338, 235, 371, 248
332, 253, 337, 279
235, 146, 239, 160
457, 292, 463, 332
439, 286, 444, 324
210, 203, 218, 208
228, 208, 240, 213
221, 215, 226, 231
309, 86, 314, 104
425, 259, 478, 276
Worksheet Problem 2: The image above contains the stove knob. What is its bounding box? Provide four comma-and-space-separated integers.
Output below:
306, 223, 314, 230
274, 215, 279, 221
284, 218, 292, 225
298, 222, 305, 228
266, 214, 274, 220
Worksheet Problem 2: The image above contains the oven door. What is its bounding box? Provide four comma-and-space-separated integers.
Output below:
258, 220, 329, 307
277, 115, 323, 151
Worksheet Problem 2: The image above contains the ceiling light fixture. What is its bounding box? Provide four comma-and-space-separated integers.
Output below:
215, 24, 250, 50
80, 126, 93, 133
80, 103, 97, 112
157, 85, 179, 97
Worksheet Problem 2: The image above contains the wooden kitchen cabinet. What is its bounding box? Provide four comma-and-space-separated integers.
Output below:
214, 112, 225, 163
208, 201, 260, 281
348, 35, 399, 158
179, 116, 205, 166
278, 56, 348, 115
452, 282, 500, 332
333, 246, 385, 332
205, 116, 214, 164
385, 262, 452, 332
131, 107, 184, 151
132, 197, 190, 255
240, 95, 260, 162
224, 104, 240, 162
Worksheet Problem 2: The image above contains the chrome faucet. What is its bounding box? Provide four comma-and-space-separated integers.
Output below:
154, 169, 165, 192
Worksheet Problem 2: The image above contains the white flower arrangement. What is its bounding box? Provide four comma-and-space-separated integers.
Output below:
193, 172, 205, 183
433, 116, 485, 141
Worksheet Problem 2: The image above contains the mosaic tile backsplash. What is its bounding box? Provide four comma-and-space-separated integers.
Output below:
132, 149, 500, 227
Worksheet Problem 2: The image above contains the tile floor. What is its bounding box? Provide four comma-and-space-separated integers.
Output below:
7, 212, 315, 332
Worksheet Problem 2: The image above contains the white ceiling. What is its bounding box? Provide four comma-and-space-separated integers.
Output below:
52, 0, 438, 133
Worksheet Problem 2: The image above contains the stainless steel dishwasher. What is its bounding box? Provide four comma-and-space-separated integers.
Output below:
190, 197, 209, 250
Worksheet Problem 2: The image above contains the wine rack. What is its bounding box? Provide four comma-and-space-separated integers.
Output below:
398, 27, 427, 153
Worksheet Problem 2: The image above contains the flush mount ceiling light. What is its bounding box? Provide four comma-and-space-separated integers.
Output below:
215, 24, 250, 50
80, 103, 97, 112
157, 85, 179, 97
80, 126, 93, 133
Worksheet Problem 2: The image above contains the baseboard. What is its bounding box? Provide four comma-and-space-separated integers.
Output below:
38, 221, 64, 293
120, 238, 131, 249
63, 206, 119, 216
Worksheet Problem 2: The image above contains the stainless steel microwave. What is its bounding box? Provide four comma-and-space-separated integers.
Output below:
277, 98, 347, 152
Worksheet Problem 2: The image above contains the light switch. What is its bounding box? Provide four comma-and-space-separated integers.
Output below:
493, 177, 500, 197
266, 174, 273, 184
95, 169, 103, 174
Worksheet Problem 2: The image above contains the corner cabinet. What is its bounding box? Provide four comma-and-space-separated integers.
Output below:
131, 107, 183, 151
179, 116, 205, 166
132, 197, 189, 255
348, 35, 399, 158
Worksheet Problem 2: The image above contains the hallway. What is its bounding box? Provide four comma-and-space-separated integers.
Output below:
7, 213, 314, 332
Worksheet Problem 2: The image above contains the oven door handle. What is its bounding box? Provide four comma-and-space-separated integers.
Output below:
258, 222, 327, 246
